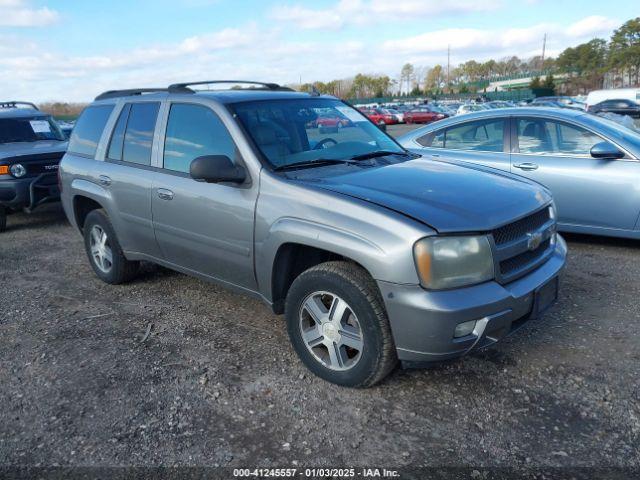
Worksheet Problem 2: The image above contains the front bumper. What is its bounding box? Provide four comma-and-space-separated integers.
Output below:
0, 173, 60, 211
378, 235, 567, 365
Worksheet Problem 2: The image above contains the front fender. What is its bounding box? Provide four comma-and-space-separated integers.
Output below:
256, 216, 421, 303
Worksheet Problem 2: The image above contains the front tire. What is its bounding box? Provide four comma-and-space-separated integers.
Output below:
83, 209, 139, 284
285, 261, 397, 388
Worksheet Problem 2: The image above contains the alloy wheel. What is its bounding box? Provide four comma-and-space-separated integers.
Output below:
298, 291, 364, 371
89, 225, 113, 273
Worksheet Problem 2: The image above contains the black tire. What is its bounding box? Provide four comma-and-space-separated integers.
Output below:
0, 207, 6, 233
83, 209, 139, 284
285, 261, 397, 388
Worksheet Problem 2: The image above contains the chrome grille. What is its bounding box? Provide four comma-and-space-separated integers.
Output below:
492, 207, 555, 284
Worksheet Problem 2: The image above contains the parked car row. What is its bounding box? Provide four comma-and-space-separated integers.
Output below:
356, 89, 640, 132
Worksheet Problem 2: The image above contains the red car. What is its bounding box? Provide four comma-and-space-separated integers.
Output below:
315, 115, 350, 128
359, 108, 398, 126
312, 109, 351, 133
404, 107, 448, 124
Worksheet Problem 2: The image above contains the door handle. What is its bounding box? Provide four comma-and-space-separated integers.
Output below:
513, 162, 539, 171
98, 175, 111, 186
157, 188, 174, 201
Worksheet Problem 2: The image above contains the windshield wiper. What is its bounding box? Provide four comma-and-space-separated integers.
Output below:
349, 150, 416, 161
273, 158, 355, 172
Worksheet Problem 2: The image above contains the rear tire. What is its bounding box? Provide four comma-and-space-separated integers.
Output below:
83, 209, 139, 284
285, 261, 397, 388
0, 207, 6, 233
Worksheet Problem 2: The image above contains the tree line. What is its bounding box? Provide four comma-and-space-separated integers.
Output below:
296, 17, 639, 99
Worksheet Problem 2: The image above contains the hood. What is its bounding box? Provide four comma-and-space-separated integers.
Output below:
0, 140, 68, 161
310, 157, 551, 233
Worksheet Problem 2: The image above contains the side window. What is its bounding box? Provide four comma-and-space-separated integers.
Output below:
68, 105, 114, 157
106, 104, 131, 161
444, 120, 505, 152
163, 104, 236, 173
121, 102, 160, 166
555, 122, 603, 155
417, 130, 444, 147
517, 118, 602, 156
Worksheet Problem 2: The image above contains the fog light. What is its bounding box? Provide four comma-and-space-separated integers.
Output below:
454, 320, 477, 338
10, 163, 27, 178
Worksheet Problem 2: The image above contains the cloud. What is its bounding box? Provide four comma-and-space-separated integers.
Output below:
566, 15, 619, 37
382, 16, 620, 58
0, 0, 59, 27
0, 14, 622, 102
270, 0, 501, 30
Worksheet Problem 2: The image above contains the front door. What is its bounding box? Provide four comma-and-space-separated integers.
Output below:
510, 116, 640, 231
151, 102, 258, 291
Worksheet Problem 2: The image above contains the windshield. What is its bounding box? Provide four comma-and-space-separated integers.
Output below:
231, 98, 404, 169
0, 116, 66, 144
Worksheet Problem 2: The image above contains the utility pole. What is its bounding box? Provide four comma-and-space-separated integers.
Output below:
446, 44, 450, 91
541, 33, 546, 70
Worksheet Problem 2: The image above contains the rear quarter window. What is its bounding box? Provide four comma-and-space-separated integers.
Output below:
68, 105, 114, 157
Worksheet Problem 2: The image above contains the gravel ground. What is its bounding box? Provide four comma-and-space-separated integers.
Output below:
0, 134, 639, 475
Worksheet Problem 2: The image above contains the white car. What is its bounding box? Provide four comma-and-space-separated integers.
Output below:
457, 104, 488, 115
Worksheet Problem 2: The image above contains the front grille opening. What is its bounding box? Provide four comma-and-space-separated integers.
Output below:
499, 239, 551, 276
9, 152, 64, 176
493, 208, 550, 246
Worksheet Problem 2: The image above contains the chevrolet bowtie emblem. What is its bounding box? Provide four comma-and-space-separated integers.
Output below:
526, 231, 543, 251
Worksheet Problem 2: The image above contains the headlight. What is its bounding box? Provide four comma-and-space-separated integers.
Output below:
10, 163, 27, 178
413, 235, 495, 290
549, 203, 558, 244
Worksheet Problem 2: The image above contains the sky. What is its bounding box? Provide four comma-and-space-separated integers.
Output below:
0, 0, 636, 102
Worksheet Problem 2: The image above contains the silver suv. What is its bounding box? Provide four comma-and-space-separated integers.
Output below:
59, 81, 567, 387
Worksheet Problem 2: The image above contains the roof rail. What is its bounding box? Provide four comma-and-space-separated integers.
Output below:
94, 88, 168, 101
167, 80, 294, 93
0, 101, 39, 111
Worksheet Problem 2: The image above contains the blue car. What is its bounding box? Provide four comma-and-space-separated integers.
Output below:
399, 107, 640, 240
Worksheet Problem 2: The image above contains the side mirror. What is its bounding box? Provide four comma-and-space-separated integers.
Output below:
590, 141, 624, 160
190, 155, 246, 184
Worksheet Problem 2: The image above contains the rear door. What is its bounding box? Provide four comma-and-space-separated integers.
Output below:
150, 101, 258, 291
411, 117, 511, 172
510, 116, 640, 230
101, 101, 162, 257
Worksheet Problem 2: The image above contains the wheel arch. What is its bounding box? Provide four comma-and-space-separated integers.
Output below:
73, 195, 105, 232
68, 178, 113, 232
260, 218, 387, 314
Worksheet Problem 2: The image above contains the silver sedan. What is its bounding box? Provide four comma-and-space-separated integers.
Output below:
398, 107, 640, 240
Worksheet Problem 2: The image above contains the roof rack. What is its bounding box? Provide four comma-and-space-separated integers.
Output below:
0, 101, 39, 111
94, 88, 168, 101
167, 80, 294, 93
